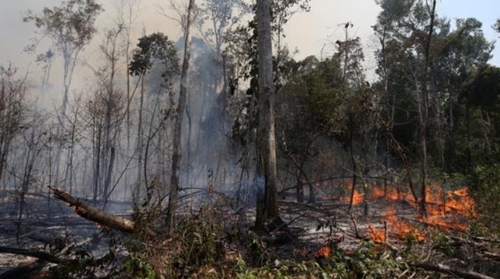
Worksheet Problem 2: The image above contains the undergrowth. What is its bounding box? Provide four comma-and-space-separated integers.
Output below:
40, 191, 500, 279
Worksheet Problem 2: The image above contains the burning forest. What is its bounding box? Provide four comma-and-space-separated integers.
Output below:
1, 0, 500, 278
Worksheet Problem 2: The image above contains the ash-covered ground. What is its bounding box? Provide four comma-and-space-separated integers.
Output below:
0, 187, 474, 276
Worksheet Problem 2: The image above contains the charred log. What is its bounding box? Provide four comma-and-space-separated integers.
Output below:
49, 187, 155, 237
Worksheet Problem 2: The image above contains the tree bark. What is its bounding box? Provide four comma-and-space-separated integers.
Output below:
166, 0, 195, 231
255, 0, 280, 229
49, 187, 143, 234
419, 0, 437, 217
134, 75, 145, 204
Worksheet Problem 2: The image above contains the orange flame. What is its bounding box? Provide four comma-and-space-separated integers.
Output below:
368, 224, 385, 242
314, 238, 333, 259
417, 184, 476, 231
341, 183, 364, 205
315, 246, 331, 258
387, 207, 425, 241
365, 183, 476, 241
369, 207, 425, 242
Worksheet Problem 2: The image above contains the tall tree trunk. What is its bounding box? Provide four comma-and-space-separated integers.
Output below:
93, 124, 102, 202
255, 0, 280, 229
134, 76, 145, 204
185, 105, 192, 190
166, 0, 195, 231
55, 50, 81, 184
295, 168, 304, 203
103, 147, 115, 201
419, 0, 437, 217
64, 107, 78, 194
348, 130, 357, 211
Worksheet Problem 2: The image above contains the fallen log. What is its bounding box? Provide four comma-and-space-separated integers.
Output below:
412, 262, 494, 279
49, 187, 155, 237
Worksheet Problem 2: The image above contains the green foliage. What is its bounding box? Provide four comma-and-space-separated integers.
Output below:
340, 242, 402, 279
160, 207, 227, 277
469, 164, 500, 235
493, 18, 500, 34
233, 241, 406, 279
124, 256, 157, 279
465, 65, 500, 110
129, 33, 180, 80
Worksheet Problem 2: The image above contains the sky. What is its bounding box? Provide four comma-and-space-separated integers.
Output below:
0, 0, 499, 87
284, 0, 500, 67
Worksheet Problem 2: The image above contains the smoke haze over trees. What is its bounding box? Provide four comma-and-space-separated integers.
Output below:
1, 0, 500, 278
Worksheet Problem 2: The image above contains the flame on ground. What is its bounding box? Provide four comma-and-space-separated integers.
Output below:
368, 207, 425, 242
368, 224, 385, 242
340, 183, 364, 205
314, 238, 334, 259
360, 183, 476, 242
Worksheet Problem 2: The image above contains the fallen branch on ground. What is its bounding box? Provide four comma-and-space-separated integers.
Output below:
48, 186, 155, 237
468, 235, 500, 244
412, 262, 494, 279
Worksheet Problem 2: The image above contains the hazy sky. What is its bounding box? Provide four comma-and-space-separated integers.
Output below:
284, 0, 500, 66
0, 0, 499, 86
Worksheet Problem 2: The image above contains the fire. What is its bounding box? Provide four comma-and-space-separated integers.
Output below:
363, 183, 477, 242
387, 207, 425, 241
368, 185, 416, 202
314, 238, 335, 259
371, 187, 385, 199
446, 187, 477, 217
369, 207, 425, 242
333, 181, 476, 242
368, 224, 385, 242
340, 183, 364, 205
315, 246, 331, 258
417, 184, 476, 231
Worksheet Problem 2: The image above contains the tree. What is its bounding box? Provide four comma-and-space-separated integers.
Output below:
373, 1, 495, 212
23, 0, 102, 183
254, 0, 280, 229
116, 0, 141, 156
166, 0, 196, 231
373, 0, 438, 215
23, 0, 102, 121
129, 33, 180, 205
276, 57, 342, 204
0, 65, 29, 183
493, 18, 500, 34
462, 65, 500, 165
416, 0, 437, 217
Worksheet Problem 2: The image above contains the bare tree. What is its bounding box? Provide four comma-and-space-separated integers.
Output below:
23, 0, 102, 184
166, 0, 196, 231
0, 65, 28, 185
129, 32, 180, 207
23, 0, 102, 117
116, 0, 141, 156
16, 112, 48, 243
255, 0, 280, 229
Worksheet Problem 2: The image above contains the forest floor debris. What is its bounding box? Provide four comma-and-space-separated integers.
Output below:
0, 186, 499, 278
